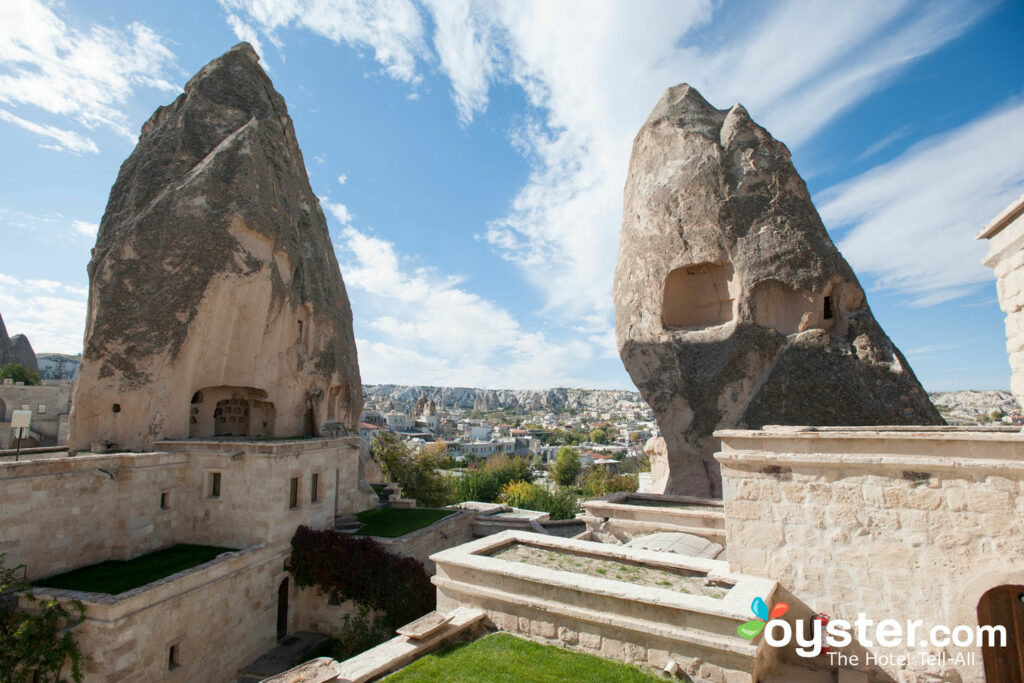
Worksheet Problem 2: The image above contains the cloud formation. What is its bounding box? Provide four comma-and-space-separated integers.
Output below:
0, 0, 178, 147
0, 273, 87, 353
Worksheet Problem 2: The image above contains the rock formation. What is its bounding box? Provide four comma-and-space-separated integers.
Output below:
613, 84, 943, 498
365, 385, 646, 413
68, 43, 362, 452
410, 395, 437, 419
0, 313, 39, 374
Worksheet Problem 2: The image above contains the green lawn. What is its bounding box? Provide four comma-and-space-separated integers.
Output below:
33, 544, 235, 595
355, 508, 455, 538
383, 633, 662, 682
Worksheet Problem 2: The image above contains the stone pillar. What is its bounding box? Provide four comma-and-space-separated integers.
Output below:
978, 193, 1024, 409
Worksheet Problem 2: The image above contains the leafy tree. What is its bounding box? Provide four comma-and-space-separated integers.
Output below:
580, 467, 638, 499
0, 554, 84, 682
501, 481, 578, 520
452, 454, 532, 503
549, 446, 580, 487
0, 364, 40, 386
373, 433, 453, 507
589, 428, 608, 444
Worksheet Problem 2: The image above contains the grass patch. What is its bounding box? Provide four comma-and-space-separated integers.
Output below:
383, 632, 661, 682
355, 508, 455, 538
33, 544, 235, 595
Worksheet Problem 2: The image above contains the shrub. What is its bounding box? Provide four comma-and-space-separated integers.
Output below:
501, 481, 579, 520
301, 605, 391, 664
0, 363, 40, 386
580, 467, 638, 499
452, 454, 532, 503
288, 526, 434, 630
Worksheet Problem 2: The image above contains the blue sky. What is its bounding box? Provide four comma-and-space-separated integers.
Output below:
0, 0, 1022, 392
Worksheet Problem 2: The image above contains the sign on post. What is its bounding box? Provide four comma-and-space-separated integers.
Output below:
11, 410, 31, 429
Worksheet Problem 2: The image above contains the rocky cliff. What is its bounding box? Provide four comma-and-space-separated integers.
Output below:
613, 84, 943, 498
0, 313, 39, 374
364, 385, 646, 414
68, 43, 362, 451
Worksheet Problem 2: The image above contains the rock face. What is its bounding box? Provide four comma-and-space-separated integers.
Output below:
410, 395, 437, 419
364, 384, 646, 414
0, 313, 39, 374
613, 84, 943, 498
68, 43, 362, 452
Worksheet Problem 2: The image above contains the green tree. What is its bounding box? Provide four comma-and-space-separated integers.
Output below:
373, 433, 453, 507
0, 554, 84, 682
589, 428, 608, 444
0, 364, 40, 386
549, 446, 580, 487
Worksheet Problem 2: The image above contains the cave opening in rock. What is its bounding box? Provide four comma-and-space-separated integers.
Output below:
662, 263, 734, 329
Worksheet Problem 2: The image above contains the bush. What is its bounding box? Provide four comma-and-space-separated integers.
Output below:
452, 454, 532, 503
301, 605, 391, 664
374, 433, 454, 507
549, 446, 580, 487
501, 481, 578, 520
288, 526, 434, 630
580, 467, 638, 499
0, 363, 40, 386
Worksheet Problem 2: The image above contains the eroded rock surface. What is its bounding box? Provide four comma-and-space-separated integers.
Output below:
0, 314, 39, 374
69, 43, 362, 452
614, 84, 943, 497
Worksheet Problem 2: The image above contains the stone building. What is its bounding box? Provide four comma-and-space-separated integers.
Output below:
979, 192, 1024, 408
0, 379, 72, 449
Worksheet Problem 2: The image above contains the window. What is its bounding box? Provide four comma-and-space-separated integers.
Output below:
20, 404, 29, 411
823, 295, 834, 320
289, 477, 299, 509
36, 404, 47, 414
310, 473, 320, 503
160, 491, 170, 510
208, 472, 221, 498
168, 643, 180, 670
112, 403, 121, 413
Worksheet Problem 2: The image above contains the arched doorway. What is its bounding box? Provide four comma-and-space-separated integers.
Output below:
978, 584, 1024, 681
277, 578, 289, 641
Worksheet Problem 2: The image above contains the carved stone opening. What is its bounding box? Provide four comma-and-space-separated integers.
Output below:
189, 386, 274, 438
662, 263, 734, 329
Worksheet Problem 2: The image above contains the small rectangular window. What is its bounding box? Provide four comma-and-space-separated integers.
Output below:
168, 644, 180, 670
36, 404, 47, 414
209, 472, 221, 498
20, 404, 29, 411
823, 295, 834, 320
289, 477, 299, 509
160, 491, 170, 510
310, 473, 320, 503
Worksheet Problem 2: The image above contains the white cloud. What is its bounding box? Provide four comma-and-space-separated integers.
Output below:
336, 226, 599, 388
0, 108, 98, 154
818, 97, 1024, 307
324, 201, 352, 225
219, 0, 427, 83
421, 0, 497, 124
71, 219, 99, 237
0, 0, 178, 145
0, 274, 87, 353
337, 173, 347, 185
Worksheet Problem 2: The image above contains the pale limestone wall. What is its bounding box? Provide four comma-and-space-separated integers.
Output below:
292, 586, 361, 634
980, 193, 1024, 407
368, 509, 475, 574
0, 437, 376, 580
716, 426, 1024, 682
30, 545, 286, 683
0, 380, 73, 447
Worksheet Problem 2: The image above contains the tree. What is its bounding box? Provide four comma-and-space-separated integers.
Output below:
0, 554, 84, 682
549, 446, 580, 487
589, 428, 608, 444
0, 364, 40, 386
372, 433, 453, 508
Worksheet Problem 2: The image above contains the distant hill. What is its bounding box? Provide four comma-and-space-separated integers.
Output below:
37, 353, 81, 380
929, 390, 1020, 424
363, 384, 646, 414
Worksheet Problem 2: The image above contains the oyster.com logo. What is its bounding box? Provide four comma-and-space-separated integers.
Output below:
738, 597, 789, 639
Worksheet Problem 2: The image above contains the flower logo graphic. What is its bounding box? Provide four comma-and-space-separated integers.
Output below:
737, 596, 789, 639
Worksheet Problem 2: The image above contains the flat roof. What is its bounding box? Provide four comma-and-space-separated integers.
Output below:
977, 192, 1024, 240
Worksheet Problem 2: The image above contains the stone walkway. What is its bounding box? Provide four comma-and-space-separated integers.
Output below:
234, 632, 329, 682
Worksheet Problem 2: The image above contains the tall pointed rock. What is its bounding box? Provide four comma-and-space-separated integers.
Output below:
69, 43, 362, 452
613, 84, 943, 498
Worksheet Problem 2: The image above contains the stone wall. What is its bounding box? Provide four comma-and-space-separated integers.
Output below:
28, 545, 286, 683
979, 192, 1024, 408
0, 437, 375, 581
0, 380, 73, 448
716, 426, 1024, 682
368, 509, 475, 574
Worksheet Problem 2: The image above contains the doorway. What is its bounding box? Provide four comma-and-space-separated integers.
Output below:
978, 584, 1024, 682
277, 578, 289, 641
